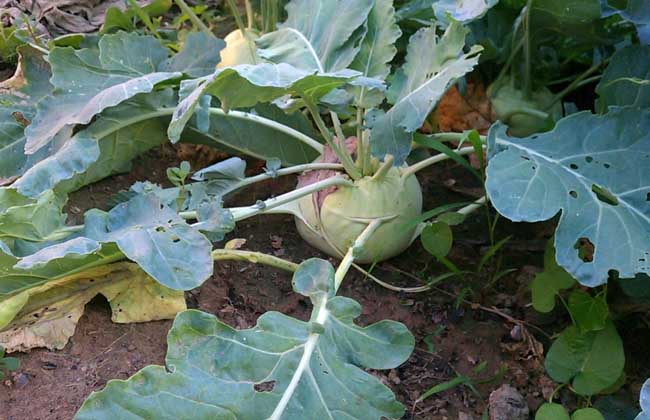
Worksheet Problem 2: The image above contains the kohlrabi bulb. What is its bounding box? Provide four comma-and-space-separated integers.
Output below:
488, 76, 562, 137
295, 167, 423, 263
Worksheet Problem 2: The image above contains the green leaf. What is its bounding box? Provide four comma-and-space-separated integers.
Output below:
15, 91, 176, 198
277, 0, 375, 72
370, 22, 481, 164
291, 258, 335, 306
193, 201, 235, 242
191, 157, 246, 182
531, 239, 576, 313
101, 0, 173, 33
568, 290, 609, 333
535, 403, 570, 420
433, 0, 499, 25
530, 0, 603, 38
572, 408, 605, 420
0, 356, 19, 371
545, 322, 625, 396
83, 194, 214, 290
76, 258, 414, 420
486, 108, 650, 287
168, 63, 358, 142
596, 46, 650, 111
0, 46, 53, 182
0, 188, 67, 243
421, 222, 453, 258
160, 32, 226, 77
182, 103, 321, 166
24, 32, 180, 154
348, 0, 401, 107
602, 0, 650, 44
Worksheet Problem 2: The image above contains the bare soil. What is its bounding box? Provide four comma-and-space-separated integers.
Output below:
0, 146, 645, 420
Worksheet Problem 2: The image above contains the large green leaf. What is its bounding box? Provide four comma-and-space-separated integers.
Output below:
596, 45, 650, 111
82, 194, 214, 290
76, 258, 414, 419
181, 103, 321, 165
486, 108, 650, 287
545, 322, 624, 396
276, 0, 374, 72
349, 0, 401, 107
24, 32, 181, 154
15, 90, 176, 198
168, 63, 359, 143
370, 22, 481, 164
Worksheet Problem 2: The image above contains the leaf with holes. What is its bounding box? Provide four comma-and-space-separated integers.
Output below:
75, 258, 414, 420
486, 108, 650, 287
82, 193, 215, 290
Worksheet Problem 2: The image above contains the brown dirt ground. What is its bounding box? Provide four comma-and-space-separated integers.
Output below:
0, 145, 645, 420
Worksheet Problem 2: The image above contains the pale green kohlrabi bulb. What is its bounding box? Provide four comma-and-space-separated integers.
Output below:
295, 167, 423, 264
488, 77, 562, 137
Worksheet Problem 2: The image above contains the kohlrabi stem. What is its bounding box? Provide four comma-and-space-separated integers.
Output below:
261, 0, 278, 32
303, 99, 362, 180
371, 154, 394, 182
42, 164, 345, 244
333, 219, 383, 290
458, 196, 488, 215
402, 146, 481, 179
228, 175, 352, 221
501, 107, 549, 121
428, 132, 487, 143
226, 0, 247, 35
174, 0, 212, 36
211, 249, 298, 272
244, 0, 254, 29
522, 0, 534, 98
269, 220, 383, 420
493, 31, 525, 88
